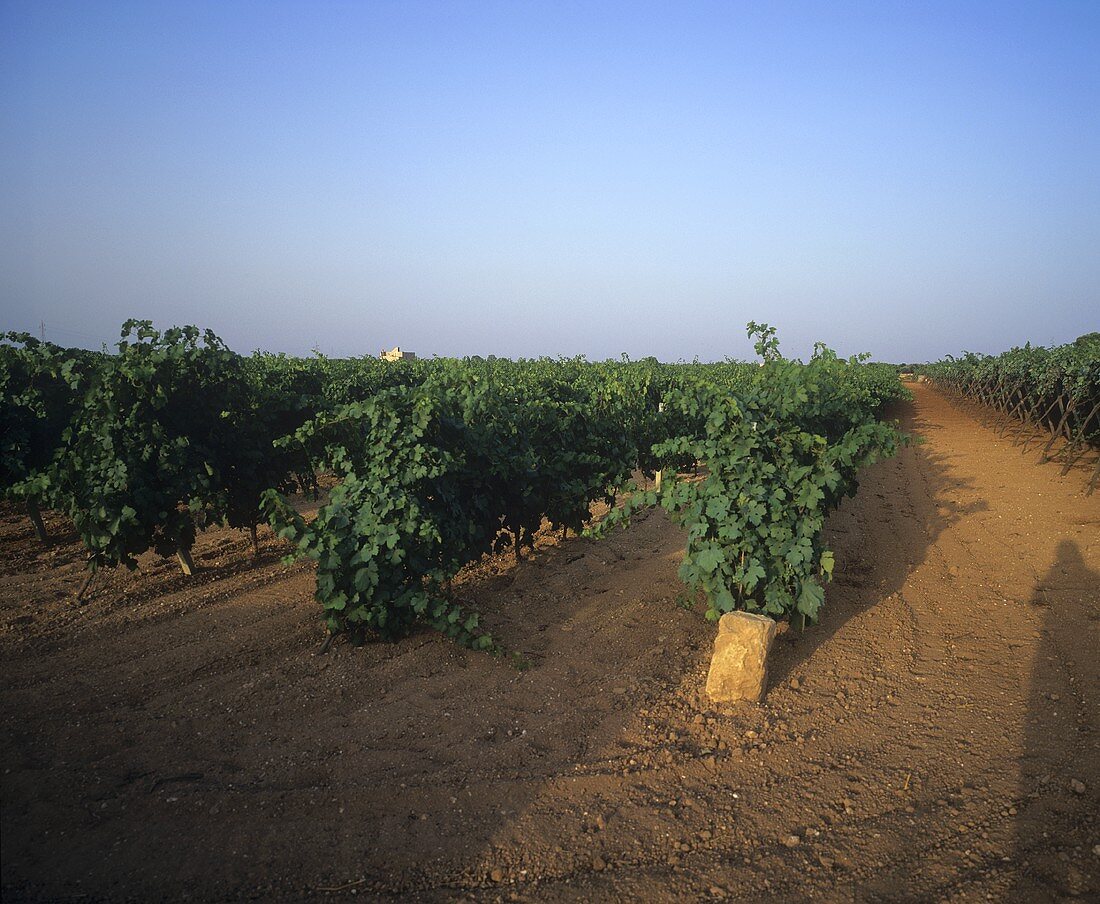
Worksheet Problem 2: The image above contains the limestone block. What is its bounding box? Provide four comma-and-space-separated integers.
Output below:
705, 611, 777, 703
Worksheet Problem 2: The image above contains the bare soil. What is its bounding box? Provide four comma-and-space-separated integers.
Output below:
2, 383, 1097, 902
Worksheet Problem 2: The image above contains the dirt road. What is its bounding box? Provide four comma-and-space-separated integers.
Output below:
2, 383, 1097, 902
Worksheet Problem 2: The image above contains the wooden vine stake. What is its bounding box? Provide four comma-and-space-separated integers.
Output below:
75, 558, 99, 605
27, 501, 48, 543
654, 401, 664, 492
176, 545, 196, 576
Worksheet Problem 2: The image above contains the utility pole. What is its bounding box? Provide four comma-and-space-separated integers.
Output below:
40, 320, 45, 341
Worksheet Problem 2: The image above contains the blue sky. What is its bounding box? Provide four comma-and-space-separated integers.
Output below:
2, 0, 1097, 361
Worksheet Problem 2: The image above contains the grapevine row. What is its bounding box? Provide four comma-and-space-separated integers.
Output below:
918, 334, 1100, 494
1, 320, 908, 644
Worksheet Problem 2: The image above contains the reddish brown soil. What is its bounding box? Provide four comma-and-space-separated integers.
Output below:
2, 383, 1097, 902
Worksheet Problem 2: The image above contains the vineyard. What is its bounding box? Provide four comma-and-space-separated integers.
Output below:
916, 334, 1100, 494
3, 325, 1098, 902
1, 320, 908, 646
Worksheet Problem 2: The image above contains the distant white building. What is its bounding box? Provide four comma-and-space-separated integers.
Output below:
380, 346, 417, 362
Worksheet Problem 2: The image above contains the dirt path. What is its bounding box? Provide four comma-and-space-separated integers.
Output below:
1, 383, 1097, 903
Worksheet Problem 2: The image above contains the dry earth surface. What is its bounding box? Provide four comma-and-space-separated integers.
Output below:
1, 383, 1098, 903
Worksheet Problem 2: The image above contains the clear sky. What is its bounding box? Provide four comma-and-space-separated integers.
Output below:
2, 1, 1097, 362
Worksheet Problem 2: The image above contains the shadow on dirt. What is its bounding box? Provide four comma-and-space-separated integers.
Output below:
767, 395, 989, 687
1011, 540, 1099, 901
0, 496, 704, 901
952, 391, 1100, 496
